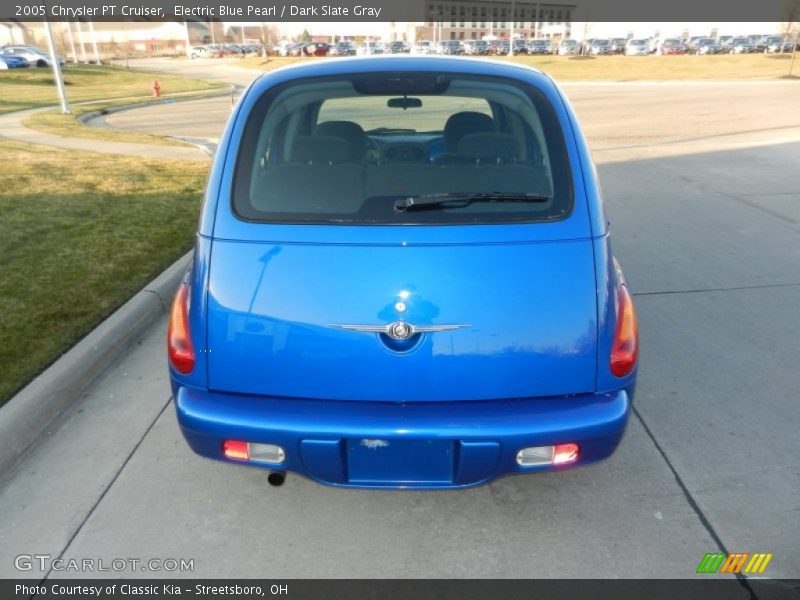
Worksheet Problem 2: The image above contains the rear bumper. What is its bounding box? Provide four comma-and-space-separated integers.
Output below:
174, 386, 632, 489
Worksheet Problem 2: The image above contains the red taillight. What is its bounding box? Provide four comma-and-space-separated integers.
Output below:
222, 440, 249, 461
167, 283, 195, 374
610, 284, 638, 377
553, 443, 580, 465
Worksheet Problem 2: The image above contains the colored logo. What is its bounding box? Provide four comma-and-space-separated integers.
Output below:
696, 552, 773, 574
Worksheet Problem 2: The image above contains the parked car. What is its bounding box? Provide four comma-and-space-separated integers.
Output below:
285, 43, 304, 57
589, 39, 613, 55
556, 39, 580, 55
686, 36, 706, 53
659, 38, 686, 55
753, 36, 771, 51
284, 42, 326, 57
580, 38, 597, 54
610, 38, 627, 54
728, 37, 757, 54
761, 36, 794, 53
274, 41, 293, 56
695, 38, 723, 55
386, 41, 407, 54
464, 40, 490, 55
189, 46, 211, 59
413, 40, 435, 54
0, 55, 29, 69
439, 40, 464, 55
625, 39, 650, 55
511, 39, 528, 55
357, 42, 384, 55
223, 44, 245, 55
168, 56, 638, 489
527, 39, 551, 55
329, 42, 357, 56
495, 40, 527, 55
308, 43, 331, 57
0, 45, 64, 67
717, 35, 733, 48
206, 44, 226, 58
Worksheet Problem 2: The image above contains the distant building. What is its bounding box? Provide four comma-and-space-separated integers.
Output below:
423, 0, 576, 41
569, 22, 786, 43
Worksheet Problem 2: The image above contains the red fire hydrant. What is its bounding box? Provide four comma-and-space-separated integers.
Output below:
152, 80, 161, 98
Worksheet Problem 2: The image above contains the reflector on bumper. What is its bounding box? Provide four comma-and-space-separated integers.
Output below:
517, 443, 579, 466
223, 440, 285, 464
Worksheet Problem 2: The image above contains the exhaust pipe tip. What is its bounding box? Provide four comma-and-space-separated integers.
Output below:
267, 471, 286, 487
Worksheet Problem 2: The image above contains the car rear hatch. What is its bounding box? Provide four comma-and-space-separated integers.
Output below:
206, 234, 597, 402
203, 65, 598, 404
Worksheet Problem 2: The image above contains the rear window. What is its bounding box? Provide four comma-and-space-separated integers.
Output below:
232, 72, 573, 225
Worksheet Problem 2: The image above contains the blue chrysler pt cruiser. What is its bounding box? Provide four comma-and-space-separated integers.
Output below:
168, 56, 638, 489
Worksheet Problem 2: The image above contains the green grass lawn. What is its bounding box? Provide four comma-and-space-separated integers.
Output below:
0, 140, 209, 405
0, 64, 225, 114
241, 53, 800, 81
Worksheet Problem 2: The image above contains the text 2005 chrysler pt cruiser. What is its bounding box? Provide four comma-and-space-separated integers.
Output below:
168, 56, 638, 489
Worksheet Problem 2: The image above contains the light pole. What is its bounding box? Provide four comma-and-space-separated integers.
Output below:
64, 22, 77, 63
87, 20, 101, 64
184, 21, 192, 59
44, 20, 70, 114
75, 21, 88, 63
508, 0, 515, 56
260, 22, 267, 58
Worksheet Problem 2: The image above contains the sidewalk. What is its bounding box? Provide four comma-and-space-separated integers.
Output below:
0, 105, 211, 161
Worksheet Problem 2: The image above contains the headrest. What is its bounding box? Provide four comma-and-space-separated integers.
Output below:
457, 132, 520, 161
315, 120, 366, 160
443, 112, 494, 152
290, 135, 352, 163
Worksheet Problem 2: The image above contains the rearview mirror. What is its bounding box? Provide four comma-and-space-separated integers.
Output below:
387, 97, 423, 109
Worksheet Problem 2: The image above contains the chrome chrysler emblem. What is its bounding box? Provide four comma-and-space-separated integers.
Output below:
389, 321, 412, 339
330, 321, 469, 340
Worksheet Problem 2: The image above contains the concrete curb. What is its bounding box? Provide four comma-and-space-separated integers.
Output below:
75, 84, 238, 126
0, 250, 193, 478
76, 87, 237, 158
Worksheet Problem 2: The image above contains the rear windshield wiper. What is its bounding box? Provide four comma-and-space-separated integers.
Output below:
394, 192, 552, 213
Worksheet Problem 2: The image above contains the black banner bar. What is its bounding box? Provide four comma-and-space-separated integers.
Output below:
1, 0, 798, 22
3, 579, 800, 600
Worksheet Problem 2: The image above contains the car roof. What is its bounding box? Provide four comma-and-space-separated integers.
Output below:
250, 55, 547, 83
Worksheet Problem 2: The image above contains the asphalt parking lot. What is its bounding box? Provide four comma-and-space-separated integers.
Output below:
1, 59, 798, 583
